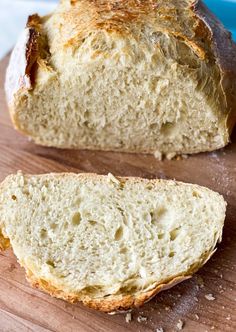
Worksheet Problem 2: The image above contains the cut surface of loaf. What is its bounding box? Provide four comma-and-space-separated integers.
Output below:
5, 0, 236, 155
0, 172, 226, 312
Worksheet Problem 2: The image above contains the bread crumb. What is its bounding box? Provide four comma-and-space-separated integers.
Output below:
226, 315, 231, 320
125, 313, 132, 323
205, 294, 215, 301
195, 314, 199, 320
107, 173, 120, 185
8, 263, 16, 272
210, 326, 215, 330
166, 152, 176, 160
137, 315, 147, 323
176, 319, 184, 330
196, 276, 204, 288
154, 150, 163, 161
194, 296, 198, 302
156, 328, 164, 332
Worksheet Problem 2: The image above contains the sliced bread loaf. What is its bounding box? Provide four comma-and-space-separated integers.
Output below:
5, 0, 236, 156
0, 172, 226, 312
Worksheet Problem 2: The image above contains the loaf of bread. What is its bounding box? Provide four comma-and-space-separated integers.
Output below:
0, 172, 226, 312
5, 0, 236, 156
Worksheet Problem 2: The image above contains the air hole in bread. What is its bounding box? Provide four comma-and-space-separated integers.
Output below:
119, 284, 139, 295
40, 229, 47, 239
151, 207, 167, 224
117, 207, 124, 215
170, 227, 181, 241
50, 223, 57, 230
81, 286, 103, 295
114, 226, 123, 241
89, 220, 97, 226
120, 247, 127, 254
169, 251, 175, 258
119, 183, 124, 190
150, 123, 158, 130
11, 195, 17, 201
158, 233, 164, 240
72, 212, 81, 226
46, 260, 55, 268
192, 191, 201, 198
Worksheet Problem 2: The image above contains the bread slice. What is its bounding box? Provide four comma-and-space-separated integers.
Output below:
5, 0, 236, 156
0, 172, 226, 312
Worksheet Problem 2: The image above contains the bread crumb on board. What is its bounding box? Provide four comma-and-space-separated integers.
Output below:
166, 152, 177, 160
156, 328, 164, 332
205, 294, 215, 301
195, 314, 199, 320
176, 319, 184, 330
137, 315, 148, 323
125, 313, 132, 323
154, 150, 163, 160
154, 151, 188, 161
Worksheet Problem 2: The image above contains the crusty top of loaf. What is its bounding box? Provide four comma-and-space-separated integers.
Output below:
51, 0, 215, 59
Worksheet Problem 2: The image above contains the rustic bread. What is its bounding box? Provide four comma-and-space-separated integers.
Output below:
0, 172, 226, 312
5, 0, 236, 156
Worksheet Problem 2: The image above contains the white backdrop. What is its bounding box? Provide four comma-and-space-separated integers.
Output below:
0, 0, 57, 59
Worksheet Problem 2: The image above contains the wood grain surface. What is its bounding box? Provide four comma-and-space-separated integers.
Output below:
0, 54, 235, 332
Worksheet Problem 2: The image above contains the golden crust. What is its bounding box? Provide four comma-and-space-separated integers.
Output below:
25, 14, 42, 86
27, 270, 191, 312
25, 244, 215, 312
0, 229, 10, 251
59, 0, 210, 59
192, 1, 236, 137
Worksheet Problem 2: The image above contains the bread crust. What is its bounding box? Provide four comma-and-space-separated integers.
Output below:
27, 269, 191, 312
0, 172, 224, 312
192, 1, 236, 136
24, 246, 215, 312
5, 14, 42, 105
0, 229, 10, 251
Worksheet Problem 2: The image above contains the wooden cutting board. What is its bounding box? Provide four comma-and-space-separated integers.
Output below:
0, 54, 235, 332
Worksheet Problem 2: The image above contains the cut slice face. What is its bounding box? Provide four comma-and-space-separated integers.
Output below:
0, 173, 226, 312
